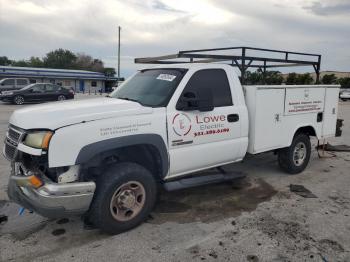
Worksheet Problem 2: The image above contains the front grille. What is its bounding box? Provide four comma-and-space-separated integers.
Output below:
8, 127, 23, 142
4, 141, 16, 160
3, 126, 25, 161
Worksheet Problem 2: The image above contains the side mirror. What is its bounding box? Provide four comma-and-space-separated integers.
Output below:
176, 88, 214, 112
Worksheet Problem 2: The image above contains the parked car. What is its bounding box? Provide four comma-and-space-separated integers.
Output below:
0, 83, 74, 105
0, 78, 30, 92
339, 90, 350, 101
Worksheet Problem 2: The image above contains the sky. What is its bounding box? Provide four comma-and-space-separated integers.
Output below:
0, 0, 349, 77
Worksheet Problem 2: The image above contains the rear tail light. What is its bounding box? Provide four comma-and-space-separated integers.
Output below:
69, 90, 75, 95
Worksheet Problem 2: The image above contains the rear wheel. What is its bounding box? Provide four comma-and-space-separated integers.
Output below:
57, 95, 66, 101
87, 162, 157, 234
13, 95, 24, 105
278, 133, 311, 174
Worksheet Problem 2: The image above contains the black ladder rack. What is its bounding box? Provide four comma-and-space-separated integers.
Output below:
134, 46, 321, 84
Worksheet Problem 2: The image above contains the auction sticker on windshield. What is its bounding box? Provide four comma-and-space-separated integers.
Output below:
156, 74, 176, 82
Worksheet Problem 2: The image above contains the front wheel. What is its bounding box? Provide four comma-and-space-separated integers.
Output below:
278, 133, 311, 174
87, 162, 157, 234
13, 95, 24, 105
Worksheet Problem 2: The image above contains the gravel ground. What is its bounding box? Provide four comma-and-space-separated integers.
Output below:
0, 97, 349, 262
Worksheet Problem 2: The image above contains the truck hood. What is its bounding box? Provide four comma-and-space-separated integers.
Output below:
9, 98, 153, 130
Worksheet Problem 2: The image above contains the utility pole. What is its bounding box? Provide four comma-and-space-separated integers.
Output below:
117, 26, 121, 85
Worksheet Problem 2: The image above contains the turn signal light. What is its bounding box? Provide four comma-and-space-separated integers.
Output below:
28, 175, 44, 188
15, 175, 44, 188
41, 132, 53, 150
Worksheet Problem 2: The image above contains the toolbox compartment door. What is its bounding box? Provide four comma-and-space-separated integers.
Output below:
322, 87, 339, 138
284, 88, 325, 116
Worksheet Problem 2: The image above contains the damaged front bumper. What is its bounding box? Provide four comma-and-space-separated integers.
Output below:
8, 163, 96, 218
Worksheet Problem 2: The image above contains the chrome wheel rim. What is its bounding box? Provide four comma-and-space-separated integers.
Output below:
58, 95, 66, 101
293, 142, 307, 166
14, 96, 24, 105
109, 181, 146, 222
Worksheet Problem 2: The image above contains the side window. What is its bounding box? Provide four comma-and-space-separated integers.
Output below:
45, 84, 58, 92
32, 85, 45, 92
181, 69, 233, 107
17, 79, 28, 85
3, 79, 15, 85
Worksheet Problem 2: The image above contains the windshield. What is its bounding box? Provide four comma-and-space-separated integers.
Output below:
110, 69, 187, 107
20, 83, 37, 90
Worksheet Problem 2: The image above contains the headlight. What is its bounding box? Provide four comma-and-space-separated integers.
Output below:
3, 91, 13, 95
23, 131, 53, 149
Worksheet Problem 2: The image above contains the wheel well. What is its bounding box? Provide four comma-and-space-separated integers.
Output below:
294, 126, 316, 137
81, 144, 164, 182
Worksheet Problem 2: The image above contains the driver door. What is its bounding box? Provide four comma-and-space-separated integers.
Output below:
27, 84, 45, 101
166, 68, 243, 178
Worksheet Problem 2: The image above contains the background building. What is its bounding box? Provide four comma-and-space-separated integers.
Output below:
0, 66, 121, 93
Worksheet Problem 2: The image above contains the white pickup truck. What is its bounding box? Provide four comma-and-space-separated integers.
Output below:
4, 63, 340, 234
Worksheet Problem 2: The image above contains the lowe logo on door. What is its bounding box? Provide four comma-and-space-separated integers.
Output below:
172, 113, 192, 136
172, 113, 229, 137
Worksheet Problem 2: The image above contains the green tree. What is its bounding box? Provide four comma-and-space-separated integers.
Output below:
29, 56, 44, 67
3, 49, 110, 73
43, 49, 77, 69
245, 70, 262, 84
287, 73, 314, 85
322, 74, 337, 84
245, 69, 283, 85
296, 73, 314, 85
75, 53, 93, 70
286, 73, 298, 85
265, 71, 283, 84
338, 77, 350, 89
75, 53, 104, 72
103, 67, 116, 77
0, 56, 12, 66
90, 59, 104, 72
12, 60, 30, 67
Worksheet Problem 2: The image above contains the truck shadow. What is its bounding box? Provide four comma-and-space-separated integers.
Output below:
150, 176, 277, 224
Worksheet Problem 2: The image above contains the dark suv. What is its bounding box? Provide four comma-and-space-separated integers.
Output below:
0, 83, 75, 105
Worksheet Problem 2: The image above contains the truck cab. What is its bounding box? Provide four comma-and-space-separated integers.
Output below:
159, 63, 248, 177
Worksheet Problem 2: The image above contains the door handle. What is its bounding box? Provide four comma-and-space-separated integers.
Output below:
227, 114, 239, 122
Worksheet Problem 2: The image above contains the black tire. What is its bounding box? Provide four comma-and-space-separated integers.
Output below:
278, 133, 311, 174
87, 162, 157, 234
57, 95, 66, 101
13, 95, 24, 105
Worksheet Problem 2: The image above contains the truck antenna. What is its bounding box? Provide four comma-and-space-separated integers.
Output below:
117, 26, 121, 85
